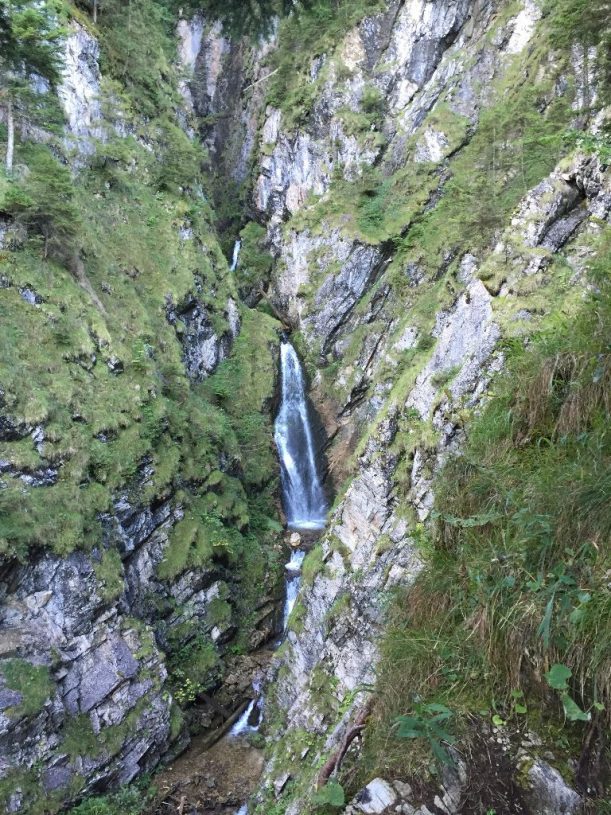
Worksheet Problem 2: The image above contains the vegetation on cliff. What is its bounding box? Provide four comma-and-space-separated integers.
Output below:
363, 229, 610, 793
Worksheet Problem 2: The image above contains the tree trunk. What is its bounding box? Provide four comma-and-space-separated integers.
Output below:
93, 0, 98, 24
6, 96, 14, 175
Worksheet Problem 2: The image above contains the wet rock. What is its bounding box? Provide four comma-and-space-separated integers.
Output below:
288, 532, 302, 548
169, 295, 241, 382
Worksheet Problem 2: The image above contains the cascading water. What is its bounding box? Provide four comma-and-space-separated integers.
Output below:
274, 340, 328, 531
228, 678, 262, 738
232, 341, 326, 812
282, 548, 306, 631
230, 239, 241, 272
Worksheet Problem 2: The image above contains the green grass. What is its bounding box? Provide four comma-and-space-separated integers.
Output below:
265, 0, 384, 130
356, 228, 611, 789
0, 659, 53, 718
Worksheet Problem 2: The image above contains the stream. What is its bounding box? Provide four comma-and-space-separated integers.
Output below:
148, 338, 327, 814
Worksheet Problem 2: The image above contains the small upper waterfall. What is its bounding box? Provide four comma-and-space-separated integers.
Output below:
274, 340, 328, 531
230, 239, 241, 272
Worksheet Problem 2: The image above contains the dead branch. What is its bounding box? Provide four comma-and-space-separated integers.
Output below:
316, 700, 373, 789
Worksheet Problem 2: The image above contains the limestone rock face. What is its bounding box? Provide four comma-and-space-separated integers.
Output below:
58, 23, 104, 154
240, 0, 610, 811
524, 760, 582, 815
168, 295, 241, 382
184, 17, 277, 185
0, 547, 172, 802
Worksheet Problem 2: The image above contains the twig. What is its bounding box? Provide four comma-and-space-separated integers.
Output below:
243, 68, 279, 92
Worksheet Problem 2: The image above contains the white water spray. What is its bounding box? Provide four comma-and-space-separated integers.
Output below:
229, 678, 262, 738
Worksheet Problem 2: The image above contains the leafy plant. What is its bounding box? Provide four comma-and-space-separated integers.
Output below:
544, 664, 590, 722
312, 781, 345, 809
395, 703, 456, 766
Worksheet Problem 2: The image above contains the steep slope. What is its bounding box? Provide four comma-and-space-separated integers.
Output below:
175, 0, 610, 813
0, 1, 609, 814
0, 7, 283, 813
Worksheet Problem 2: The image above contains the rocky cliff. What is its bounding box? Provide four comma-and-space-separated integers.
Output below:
0, 13, 283, 813
186, 0, 609, 812
0, 1, 609, 813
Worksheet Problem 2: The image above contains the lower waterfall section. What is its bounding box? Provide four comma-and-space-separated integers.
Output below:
143, 335, 328, 815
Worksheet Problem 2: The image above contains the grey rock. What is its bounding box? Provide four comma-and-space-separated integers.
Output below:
42, 765, 74, 792
347, 778, 398, 814
524, 760, 582, 815
106, 356, 124, 374
58, 23, 104, 155
0, 689, 23, 710
19, 287, 42, 305
170, 295, 240, 382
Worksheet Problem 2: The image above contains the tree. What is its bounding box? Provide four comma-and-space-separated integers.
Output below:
170, 0, 307, 40
0, 0, 64, 174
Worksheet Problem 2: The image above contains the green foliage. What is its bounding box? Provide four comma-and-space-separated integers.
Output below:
312, 781, 345, 809
204, 307, 280, 487
167, 636, 220, 707
68, 778, 154, 815
0, 0, 65, 140
235, 221, 273, 296
95, 0, 177, 118
168, 0, 297, 40
395, 703, 456, 766
154, 117, 206, 192
301, 544, 325, 588
94, 548, 124, 601
1, 143, 80, 261
266, 0, 384, 128
0, 658, 53, 717
62, 714, 106, 760
545, 664, 592, 722
544, 0, 611, 105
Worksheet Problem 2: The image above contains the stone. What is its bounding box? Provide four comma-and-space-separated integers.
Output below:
350, 778, 398, 814
107, 356, 124, 374
524, 760, 582, 815
58, 22, 104, 156
274, 772, 291, 796
288, 532, 302, 548
0, 689, 23, 710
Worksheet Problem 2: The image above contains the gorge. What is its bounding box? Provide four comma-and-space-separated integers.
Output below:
0, 1, 609, 814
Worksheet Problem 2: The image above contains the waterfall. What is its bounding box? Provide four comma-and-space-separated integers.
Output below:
230, 239, 241, 272
229, 678, 262, 738
282, 549, 306, 631
274, 341, 327, 531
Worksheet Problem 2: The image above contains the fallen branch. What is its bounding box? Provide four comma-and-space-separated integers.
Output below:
243, 68, 279, 92
316, 700, 373, 789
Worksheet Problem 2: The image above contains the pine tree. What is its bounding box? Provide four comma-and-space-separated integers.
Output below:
0, 0, 64, 174
170, 0, 307, 39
